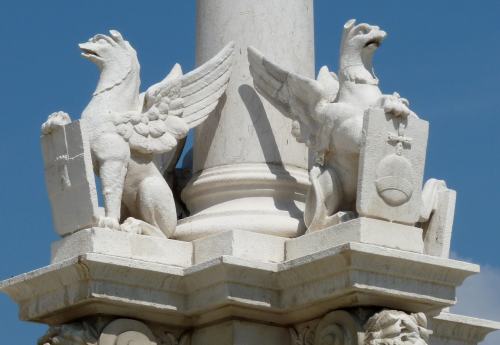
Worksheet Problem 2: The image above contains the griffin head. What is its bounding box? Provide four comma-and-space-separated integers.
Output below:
339, 19, 387, 85
79, 30, 140, 96
79, 30, 136, 69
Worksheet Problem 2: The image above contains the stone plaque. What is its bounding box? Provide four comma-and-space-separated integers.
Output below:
356, 108, 429, 224
41, 120, 99, 235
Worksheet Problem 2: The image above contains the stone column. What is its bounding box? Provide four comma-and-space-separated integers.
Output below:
176, 0, 314, 241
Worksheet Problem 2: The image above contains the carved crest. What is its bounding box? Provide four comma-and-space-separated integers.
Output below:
357, 108, 429, 224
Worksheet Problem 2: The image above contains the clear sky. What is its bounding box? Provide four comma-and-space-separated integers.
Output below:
0, 1, 499, 343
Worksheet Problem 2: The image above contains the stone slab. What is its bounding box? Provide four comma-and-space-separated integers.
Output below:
193, 229, 286, 264
286, 217, 424, 260
52, 228, 192, 268
357, 108, 429, 224
429, 312, 500, 345
423, 188, 456, 257
41, 120, 99, 236
1, 242, 478, 327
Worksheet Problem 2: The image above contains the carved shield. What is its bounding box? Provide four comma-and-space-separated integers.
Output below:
356, 108, 429, 224
41, 120, 99, 235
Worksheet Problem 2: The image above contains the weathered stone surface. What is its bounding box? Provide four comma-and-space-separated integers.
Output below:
357, 108, 429, 225
422, 186, 456, 257
428, 312, 500, 345
51, 228, 192, 267
39, 317, 189, 345
193, 230, 286, 264
0, 238, 478, 327
364, 310, 431, 345
286, 217, 424, 258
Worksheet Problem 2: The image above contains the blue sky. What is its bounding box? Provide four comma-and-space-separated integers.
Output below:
0, 1, 499, 343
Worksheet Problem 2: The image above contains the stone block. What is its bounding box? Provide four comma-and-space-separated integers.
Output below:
286, 217, 424, 260
357, 108, 429, 224
41, 120, 99, 236
423, 188, 456, 257
51, 228, 192, 267
193, 230, 286, 264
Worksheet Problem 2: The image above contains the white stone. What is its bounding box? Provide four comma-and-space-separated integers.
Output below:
176, 0, 314, 240
41, 119, 100, 236
357, 107, 429, 225
0, 240, 478, 327
193, 230, 286, 264
429, 312, 500, 345
248, 20, 422, 233
286, 217, 424, 259
365, 310, 431, 345
51, 227, 192, 267
43, 30, 234, 238
421, 180, 456, 258
99, 319, 157, 345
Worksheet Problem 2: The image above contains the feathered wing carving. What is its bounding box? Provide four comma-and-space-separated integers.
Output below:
114, 42, 235, 155
247, 46, 339, 155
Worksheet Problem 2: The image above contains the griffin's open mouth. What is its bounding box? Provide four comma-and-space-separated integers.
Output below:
80, 47, 100, 57
364, 38, 382, 48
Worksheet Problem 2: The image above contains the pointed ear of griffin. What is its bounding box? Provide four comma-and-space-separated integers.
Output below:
114, 42, 235, 155
247, 46, 338, 155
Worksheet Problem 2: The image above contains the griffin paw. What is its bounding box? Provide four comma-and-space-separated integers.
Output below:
376, 92, 411, 117
97, 216, 120, 230
120, 217, 166, 238
41, 111, 72, 135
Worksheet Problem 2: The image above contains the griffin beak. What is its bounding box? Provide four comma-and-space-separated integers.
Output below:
78, 42, 102, 63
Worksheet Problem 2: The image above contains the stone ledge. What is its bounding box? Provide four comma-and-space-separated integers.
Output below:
1, 242, 478, 327
429, 312, 500, 344
52, 228, 193, 267
286, 217, 424, 259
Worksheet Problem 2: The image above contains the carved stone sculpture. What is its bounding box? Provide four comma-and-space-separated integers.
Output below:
357, 107, 429, 224
364, 310, 431, 345
248, 19, 453, 235
38, 317, 109, 345
99, 318, 157, 345
38, 318, 189, 345
41, 30, 234, 238
314, 310, 364, 345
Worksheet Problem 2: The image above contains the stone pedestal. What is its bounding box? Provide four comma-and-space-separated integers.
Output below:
175, 0, 314, 241
2, 223, 499, 344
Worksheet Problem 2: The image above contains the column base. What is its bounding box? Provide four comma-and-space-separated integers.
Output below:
177, 163, 309, 240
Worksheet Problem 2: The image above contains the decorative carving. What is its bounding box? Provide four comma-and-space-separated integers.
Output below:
248, 19, 453, 234
357, 107, 428, 224
248, 19, 418, 232
99, 319, 157, 345
41, 30, 234, 238
314, 310, 364, 345
38, 317, 110, 345
290, 325, 315, 345
364, 310, 431, 345
38, 318, 188, 345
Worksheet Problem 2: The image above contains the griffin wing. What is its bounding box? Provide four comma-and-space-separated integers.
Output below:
248, 46, 339, 153
114, 42, 235, 155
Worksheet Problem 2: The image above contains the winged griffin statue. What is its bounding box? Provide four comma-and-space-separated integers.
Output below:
248, 19, 450, 234
42, 30, 234, 238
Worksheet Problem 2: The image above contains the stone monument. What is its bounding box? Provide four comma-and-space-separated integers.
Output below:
1, 3, 499, 345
